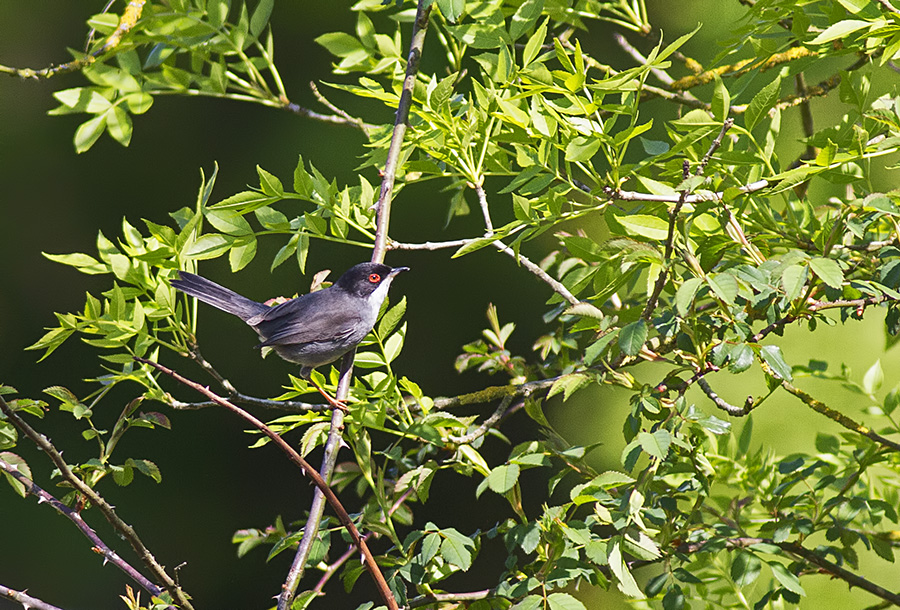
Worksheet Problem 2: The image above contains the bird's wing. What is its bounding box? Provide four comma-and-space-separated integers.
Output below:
250, 290, 364, 347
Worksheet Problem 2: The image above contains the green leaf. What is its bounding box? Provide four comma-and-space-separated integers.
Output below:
615, 214, 670, 240
249, 0, 274, 37
608, 541, 643, 597
618, 320, 648, 356
769, 562, 805, 595
0, 452, 31, 497
808, 19, 871, 45
548, 373, 592, 401
676, 277, 703, 315
207, 210, 253, 235
186, 234, 234, 260
638, 430, 671, 459
42, 252, 108, 275
437, 0, 466, 23
439, 528, 474, 570
74, 115, 107, 153
781, 264, 809, 300
509, 0, 544, 41
547, 592, 587, 610
565, 136, 602, 162
584, 332, 617, 365
707, 273, 738, 306
760, 345, 793, 382
486, 463, 520, 494
712, 76, 731, 122
863, 359, 884, 395
257, 165, 284, 197
378, 296, 407, 337
809, 257, 844, 289
522, 17, 548, 66
745, 75, 782, 131
315, 32, 364, 58
229, 235, 258, 272
731, 551, 762, 586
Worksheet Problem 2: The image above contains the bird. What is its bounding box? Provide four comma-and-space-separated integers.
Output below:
170, 262, 409, 410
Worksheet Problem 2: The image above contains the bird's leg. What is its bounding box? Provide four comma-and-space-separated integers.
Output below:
307, 377, 349, 412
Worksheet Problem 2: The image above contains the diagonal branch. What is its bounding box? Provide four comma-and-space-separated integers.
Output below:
0, 395, 193, 609
280, 2, 433, 608
0, 456, 170, 605
134, 357, 398, 610
0, 584, 66, 610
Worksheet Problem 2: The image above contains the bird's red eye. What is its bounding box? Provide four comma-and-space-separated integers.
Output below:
368, 273, 381, 283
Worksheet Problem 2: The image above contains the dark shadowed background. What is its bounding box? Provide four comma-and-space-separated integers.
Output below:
1, 2, 898, 609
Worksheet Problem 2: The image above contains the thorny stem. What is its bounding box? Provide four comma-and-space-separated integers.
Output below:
0, 456, 171, 606
134, 357, 398, 610
281, 2, 432, 608
0, 585, 66, 610
0, 395, 193, 609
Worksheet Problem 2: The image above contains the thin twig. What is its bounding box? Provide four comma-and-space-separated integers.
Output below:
0, 584, 66, 610
475, 182, 494, 235
0, 456, 170, 604
407, 589, 493, 608
605, 179, 769, 204
1, 1, 145, 79
0, 395, 193, 609
388, 238, 472, 251
447, 396, 515, 445
169, 393, 321, 413
371, 0, 432, 263
697, 377, 756, 416
309, 81, 372, 136
134, 357, 398, 610
493, 240, 580, 306
280, 2, 432, 607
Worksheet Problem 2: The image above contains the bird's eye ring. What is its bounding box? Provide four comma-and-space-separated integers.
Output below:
368, 273, 381, 283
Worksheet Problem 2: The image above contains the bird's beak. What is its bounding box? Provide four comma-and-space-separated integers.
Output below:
389, 266, 410, 276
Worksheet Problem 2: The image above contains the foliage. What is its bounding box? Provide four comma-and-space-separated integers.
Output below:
3, 0, 900, 609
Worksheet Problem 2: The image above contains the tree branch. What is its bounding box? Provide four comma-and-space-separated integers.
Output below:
133, 357, 398, 610
0, 395, 193, 609
0, 456, 170, 605
0, 584, 66, 610
1, 1, 145, 79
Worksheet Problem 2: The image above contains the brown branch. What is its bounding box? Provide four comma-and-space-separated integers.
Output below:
0, 584, 66, 610
0, 0, 145, 79
407, 589, 493, 608
0, 456, 170, 605
279, 3, 432, 605
308, 81, 373, 136
133, 357, 398, 610
371, 0, 432, 263
447, 396, 515, 445
0, 395, 193, 609
697, 377, 757, 416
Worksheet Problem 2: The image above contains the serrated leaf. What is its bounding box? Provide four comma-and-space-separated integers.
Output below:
708, 273, 738, 306
440, 528, 474, 570
731, 551, 762, 586
745, 75, 782, 131
618, 320, 648, 356
638, 430, 671, 459
809, 257, 843, 289
760, 344, 793, 382
609, 541, 643, 597
486, 463, 520, 494
547, 592, 586, 610
781, 264, 809, 300
676, 277, 703, 315
548, 373, 592, 401
769, 562, 805, 595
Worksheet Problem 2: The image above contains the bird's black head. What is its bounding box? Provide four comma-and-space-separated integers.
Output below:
334, 262, 409, 297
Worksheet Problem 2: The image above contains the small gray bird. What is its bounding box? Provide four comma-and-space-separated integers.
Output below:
171, 262, 408, 408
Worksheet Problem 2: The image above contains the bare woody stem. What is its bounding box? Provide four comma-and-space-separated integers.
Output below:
0, 395, 193, 609
280, 4, 432, 606
0, 456, 171, 606
0, 584, 66, 610
371, 0, 433, 264
133, 357, 399, 610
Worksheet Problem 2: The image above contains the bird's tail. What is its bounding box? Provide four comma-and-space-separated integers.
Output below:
170, 271, 268, 321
